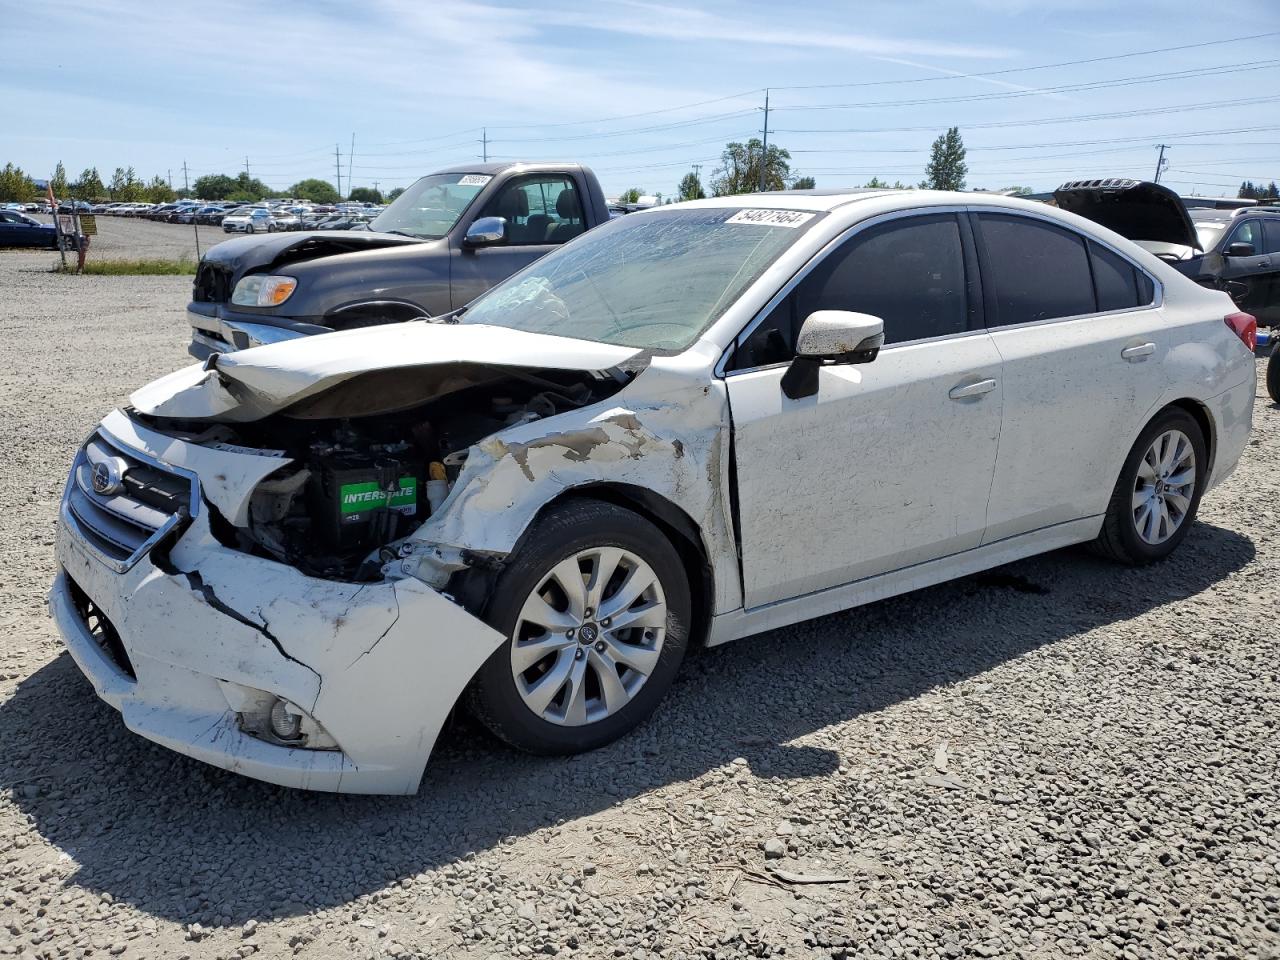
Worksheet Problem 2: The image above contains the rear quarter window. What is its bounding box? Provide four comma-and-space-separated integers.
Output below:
1089, 241, 1154, 312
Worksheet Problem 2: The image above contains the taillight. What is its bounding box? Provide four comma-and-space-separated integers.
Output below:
1225, 312, 1257, 351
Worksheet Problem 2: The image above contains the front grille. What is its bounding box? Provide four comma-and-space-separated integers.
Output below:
62, 431, 198, 571
65, 574, 136, 680
193, 261, 232, 302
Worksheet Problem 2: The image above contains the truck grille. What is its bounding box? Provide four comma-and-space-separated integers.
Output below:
62, 431, 199, 571
193, 262, 232, 302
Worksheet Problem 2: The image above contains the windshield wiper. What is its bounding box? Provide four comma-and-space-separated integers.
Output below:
383, 229, 428, 239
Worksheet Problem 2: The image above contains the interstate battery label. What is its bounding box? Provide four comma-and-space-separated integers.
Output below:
339, 478, 417, 521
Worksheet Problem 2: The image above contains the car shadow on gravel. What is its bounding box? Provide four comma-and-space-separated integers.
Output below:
0, 521, 1254, 926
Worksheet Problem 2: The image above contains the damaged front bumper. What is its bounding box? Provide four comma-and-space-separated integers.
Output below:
49, 420, 504, 795
187, 303, 325, 360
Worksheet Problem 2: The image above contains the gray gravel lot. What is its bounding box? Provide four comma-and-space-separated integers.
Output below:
0, 232, 1278, 959
31, 214, 209, 261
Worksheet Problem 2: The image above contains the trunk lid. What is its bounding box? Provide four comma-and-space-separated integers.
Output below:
1054, 178, 1200, 250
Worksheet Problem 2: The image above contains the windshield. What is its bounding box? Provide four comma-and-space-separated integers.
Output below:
370, 172, 492, 239
458, 206, 821, 351
1194, 223, 1226, 249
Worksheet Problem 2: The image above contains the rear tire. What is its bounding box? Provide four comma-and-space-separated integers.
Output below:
467, 499, 691, 755
1266, 347, 1280, 404
1091, 408, 1207, 565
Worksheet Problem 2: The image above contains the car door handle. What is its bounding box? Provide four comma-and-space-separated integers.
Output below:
948, 378, 997, 400
1121, 342, 1156, 361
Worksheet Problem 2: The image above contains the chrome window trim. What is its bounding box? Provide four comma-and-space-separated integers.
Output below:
716, 206, 972, 378
59, 429, 201, 574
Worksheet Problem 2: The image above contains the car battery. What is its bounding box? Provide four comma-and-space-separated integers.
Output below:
308, 450, 424, 554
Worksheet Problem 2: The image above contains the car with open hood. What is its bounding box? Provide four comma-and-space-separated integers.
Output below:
51, 190, 1255, 794
185, 162, 611, 358
1055, 178, 1280, 327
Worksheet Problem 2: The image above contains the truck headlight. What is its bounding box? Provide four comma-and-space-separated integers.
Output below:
231, 274, 297, 307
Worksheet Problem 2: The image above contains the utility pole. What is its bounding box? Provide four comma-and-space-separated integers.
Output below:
181, 160, 190, 196
757, 88, 770, 193
1153, 144, 1169, 184
167, 169, 172, 190
348, 132, 355, 199
335, 144, 343, 198
481, 127, 488, 163
244, 156, 250, 177
373, 180, 380, 197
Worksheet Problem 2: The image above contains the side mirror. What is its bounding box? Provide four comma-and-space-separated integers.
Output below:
781, 311, 885, 400
464, 216, 507, 247
1225, 242, 1255, 258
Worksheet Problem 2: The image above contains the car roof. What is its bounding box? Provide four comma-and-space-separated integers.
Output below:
640, 188, 1054, 214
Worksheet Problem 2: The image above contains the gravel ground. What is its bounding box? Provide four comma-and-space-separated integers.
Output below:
0, 250, 1277, 960
28, 214, 213, 262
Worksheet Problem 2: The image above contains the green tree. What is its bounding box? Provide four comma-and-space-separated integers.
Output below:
72, 167, 106, 201
924, 127, 968, 191
348, 186, 383, 204
108, 166, 144, 201
193, 173, 236, 200
677, 172, 706, 201
287, 178, 340, 204
710, 138, 792, 195
791, 176, 816, 190
0, 163, 37, 202
145, 175, 175, 204
386, 186, 406, 202
50, 162, 69, 199
617, 188, 643, 204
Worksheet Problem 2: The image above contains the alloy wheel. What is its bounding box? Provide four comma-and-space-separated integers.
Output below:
510, 547, 667, 726
1132, 429, 1196, 545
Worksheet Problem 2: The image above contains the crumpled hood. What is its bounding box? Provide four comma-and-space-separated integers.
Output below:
1054, 178, 1200, 250
201, 229, 424, 276
130, 321, 643, 422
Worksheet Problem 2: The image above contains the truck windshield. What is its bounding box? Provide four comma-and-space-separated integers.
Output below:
457, 207, 822, 352
370, 173, 491, 239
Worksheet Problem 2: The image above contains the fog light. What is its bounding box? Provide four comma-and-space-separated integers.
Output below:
269, 698, 303, 741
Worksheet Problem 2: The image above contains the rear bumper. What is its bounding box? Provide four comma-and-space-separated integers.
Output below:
186, 303, 327, 358
50, 420, 505, 794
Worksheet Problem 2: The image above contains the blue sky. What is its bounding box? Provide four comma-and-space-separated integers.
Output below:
2, 0, 1277, 198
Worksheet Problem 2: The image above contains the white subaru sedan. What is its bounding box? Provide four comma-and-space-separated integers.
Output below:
50, 190, 1256, 794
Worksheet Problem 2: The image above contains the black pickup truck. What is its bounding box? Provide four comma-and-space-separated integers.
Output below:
187, 162, 612, 358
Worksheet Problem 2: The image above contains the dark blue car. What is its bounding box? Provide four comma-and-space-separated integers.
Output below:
0, 210, 58, 249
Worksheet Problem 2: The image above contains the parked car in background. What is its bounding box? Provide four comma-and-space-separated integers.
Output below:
187, 161, 609, 356
0, 209, 59, 248
313, 214, 372, 230
271, 211, 302, 231
53, 190, 1254, 794
222, 208, 277, 234
196, 205, 229, 225
1055, 179, 1280, 329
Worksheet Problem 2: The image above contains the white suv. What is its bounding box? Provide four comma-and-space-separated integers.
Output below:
50, 191, 1255, 793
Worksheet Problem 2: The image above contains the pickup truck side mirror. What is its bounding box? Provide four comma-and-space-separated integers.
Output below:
781, 310, 885, 400
1225, 241, 1255, 258
464, 216, 508, 248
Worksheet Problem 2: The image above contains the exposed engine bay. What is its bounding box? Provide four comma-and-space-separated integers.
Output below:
131, 366, 631, 579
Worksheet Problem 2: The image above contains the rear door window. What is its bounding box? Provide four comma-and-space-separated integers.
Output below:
976, 214, 1096, 325
1089, 241, 1153, 312
1262, 219, 1280, 255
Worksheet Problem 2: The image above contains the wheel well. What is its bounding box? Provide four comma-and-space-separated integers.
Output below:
540, 484, 715, 648
1166, 398, 1216, 476
324, 300, 426, 331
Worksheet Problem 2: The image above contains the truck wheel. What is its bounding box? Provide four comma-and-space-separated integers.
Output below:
1091, 408, 1207, 566
1267, 347, 1280, 404
467, 499, 690, 755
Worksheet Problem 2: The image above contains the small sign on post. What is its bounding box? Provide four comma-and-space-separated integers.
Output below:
57, 214, 74, 235
79, 215, 97, 236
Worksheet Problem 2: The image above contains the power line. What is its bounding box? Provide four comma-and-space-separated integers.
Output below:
769, 29, 1280, 91
772, 60, 1278, 113
775, 95, 1280, 135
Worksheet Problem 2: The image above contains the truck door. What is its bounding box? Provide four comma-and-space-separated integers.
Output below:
1219, 218, 1275, 323
449, 174, 589, 310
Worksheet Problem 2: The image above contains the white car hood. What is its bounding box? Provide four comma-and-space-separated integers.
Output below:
131, 321, 643, 422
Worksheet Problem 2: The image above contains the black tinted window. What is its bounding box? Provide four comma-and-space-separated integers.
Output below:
978, 214, 1095, 325
1263, 219, 1280, 256
1089, 242, 1149, 312
794, 214, 968, 345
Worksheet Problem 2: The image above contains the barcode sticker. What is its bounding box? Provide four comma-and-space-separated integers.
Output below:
458, 174, 493, 187
725, 209, 815, 228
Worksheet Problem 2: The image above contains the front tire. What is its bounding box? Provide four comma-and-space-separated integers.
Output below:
1266, 346, 1280, 404
1092, 408, 1207, 565
468, 499, 691, 755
